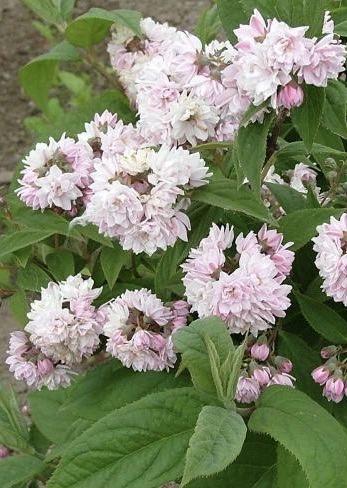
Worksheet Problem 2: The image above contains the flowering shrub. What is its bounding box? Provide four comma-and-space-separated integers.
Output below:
0, 1, 347, 487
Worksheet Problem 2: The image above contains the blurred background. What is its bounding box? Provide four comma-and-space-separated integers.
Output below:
0, 0, 208, 390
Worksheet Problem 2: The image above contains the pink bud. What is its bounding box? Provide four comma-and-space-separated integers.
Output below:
277, 82, 304, 110
37, 358, 54, 376
0, 445, 10, 458
250, 343, 270, 361
269, 373, 295, 387
320, 346, 338, 359
311, 365, 331, 385
277, 357, 293, 374
323, 377, 345, 403
252, 367, 271, 387
235, 376, 261, 404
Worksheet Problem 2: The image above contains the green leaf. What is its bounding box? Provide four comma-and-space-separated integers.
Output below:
291, 86, 326, 151
48, 388, 204, 488
186, 432, 277, 488
295, 292, 347, 344
0, 454, 44, 488
0, 384, 30, 453
54, 0, 76, 19
9, 290, 29, 326
76, 224, 114, 247
275, 0, 330, 35
182, 406, 246, 486
277, 447, 309, 488
19, 41, 79, 111
322, 80, 347, 139
279, 208, 343, 250
195, 5, 221, 44
217, 0, 248, 41
13, 246, 32, 268
100, 244, 127, 289
65, 8, 142, 47
249, 387, 347, 488
22, 0, 62, 23
0, 229, 53, 260
173, 317, 234, 397
12, 207, 80, 238
17, 263, 52, 292
278, 331, 323, 404
236, 115, 273, 192
265, 183, 308, 213
46, 250, 75, 281
192, 175, 274, 224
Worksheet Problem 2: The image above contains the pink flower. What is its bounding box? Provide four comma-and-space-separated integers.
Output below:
277, 82, 304, 110
250, 343, 270, 361
323, 377, 345, 403
235, 376, 261, 404
252, 367, 271, 387
0, 446, 10, 458
268, 373, 295, 387
312, 365, 331, 385
275, 356, 293, 373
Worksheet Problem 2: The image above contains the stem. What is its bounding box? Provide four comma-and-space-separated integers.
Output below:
83, 48, 124, 92
131, 253, 140, 279
261, 110, 287, 182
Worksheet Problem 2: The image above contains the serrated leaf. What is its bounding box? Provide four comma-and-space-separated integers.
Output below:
265, 183, 308, 213
192, 176, 274, 224
277, 446, 309, 488
173, 317, 234, 397
0, 385, 30, 453
0, 454, 45, 488
279, 208, 343, 250
48, 388, 204, 488
295, 292, 347, 344
291, 85, 326, 151
182, 406, 247, 486
46, 250, 75, 281
0, 230, 54, 260
249, 386, 347, 488
236, 115, 273, 193
65, 8, 141, 47
322, 80, 347, 139
17, 263, 52, 292
19, 41, 79, 111
100, 244, 127, 289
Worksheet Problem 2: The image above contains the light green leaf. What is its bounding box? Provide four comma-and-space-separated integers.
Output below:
295, 291, 347, 344
0, 454, 45, 488
291, 85, 326, 151
0, 384, 31, 453
46, 250, 75, 281
76, 224, 114, 247
216, 0, 248, 41
195, 5, 221, 44
22, 0, 62, 23
17, 263, 52, 292
100, 244, 127, 289
192, 176, 274, 224
182, 406, 247, 486
322, 80, 347, 139
9, 290, 29, 326
48, 388, 204, 488
65, 8, 142, 47
0, 230, 54, 260
236, 115, 273, 192
279, 208, 343, 250
249, 386, 347, 488
19, 41, 79, 111
53, 0, 75, 19
173, 317, 234, 397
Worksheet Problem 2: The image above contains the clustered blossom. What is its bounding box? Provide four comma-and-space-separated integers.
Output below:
6, 275, 103, 390
76, 140, 211, 255
108, 11, 345, 145
312, 345, 347, 403
182, 224, 294, 335
235, 335, 295, 404
101, 289, 189, 371
312, 213, 347, 306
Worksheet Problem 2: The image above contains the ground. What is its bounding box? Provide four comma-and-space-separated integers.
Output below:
0, 0, 209, 391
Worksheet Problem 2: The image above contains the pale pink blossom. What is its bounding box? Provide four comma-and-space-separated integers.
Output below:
252, 367, 271, 387
235, 376, 261, 403
323, 376, 345, 403
277, 82, 304, 109
268, 372, 296, 387
312, 365, 331, 385
251, 343, 270, 361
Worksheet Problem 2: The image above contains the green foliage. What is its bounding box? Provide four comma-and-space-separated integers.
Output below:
195, 5, 222, 44
65, 8, 142, 47
322, 80, 347, 139
0, 385, 31, 453
22, 0, 75, 24
46, 250, 75, 281
249, 387, 347, 488
100, 245, 127, 289
181, 406, 247, 486
0, 229, 54, 260
0, 454, 45, 488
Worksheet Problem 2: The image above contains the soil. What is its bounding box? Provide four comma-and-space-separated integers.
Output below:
0, 0, 208, 390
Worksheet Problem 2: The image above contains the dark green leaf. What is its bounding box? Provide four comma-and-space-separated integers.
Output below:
100, 244, 127, 289
46, 250, 75, 281
249, 387, 347, 488
182, 406, 247, 486
291, 85, 326, 151
277, 446, 309, 488
0, 385, 30, 453
76, 224, 114, 247
295, 291, 347, 344
322, 80, 347, 139
0, 454, 44, 488
65, 8, 141, 47
9, 290, 29, 326
0, 230, 54, 260
265, 183, 308, 213
195, 5, 221, 44
17, 263, 52, 292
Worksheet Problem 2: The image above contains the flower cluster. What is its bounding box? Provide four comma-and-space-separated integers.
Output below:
77, 140, 211, 255
235, 335, 295, 404
312, 345, 347, 403
101, 289, 189, 372
108, 11, 345, 146
182, 224, 294, 336
312, 213, 347, 306
6, 275, 103, 390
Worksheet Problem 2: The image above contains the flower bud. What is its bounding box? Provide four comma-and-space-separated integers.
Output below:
277, 82, 304, 110
0, 445, 10, 458
250, 343, 270, 361
320, 345, 338, 359
311, 365, 330, 385
269, 373, 295, 387
323, 377, 345, 403
235, 376, 261, 404
252, 367, 271, 387
274, 356, 293, 373
37, 358, 54, 376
